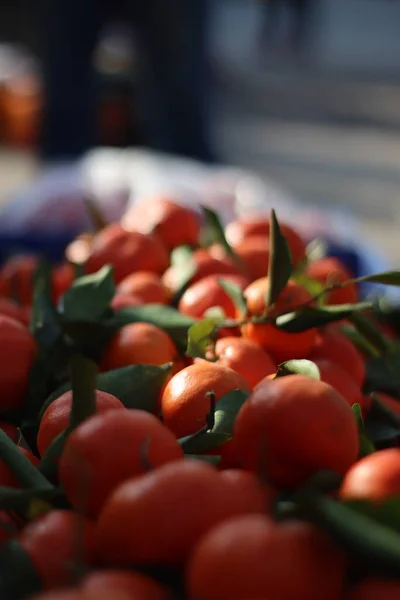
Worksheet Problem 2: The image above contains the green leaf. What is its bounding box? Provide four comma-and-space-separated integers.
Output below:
41, 363, 173, 419
169, 245, 197, 296
0, 540, 41, 600
275, 359, 320, 380
180, 432, 231, 454
365, 420, 400, 447
0, 486, 57, 516
201, 206, 241, 267
186, 319, 218, 359
349, 313, 395, 357
184, 454, 222, 466
61, 320, 113, 361
180, 389, 250, 454
363, 394, 400, 447
30, 258, 62, 350
266, 209, 292, 308
352, 402, 364, 428
60, 265, 115, 323
339, 323, 381, 358
352, 403, 375, 457
275, 302, 373, 333
69, 354, 98, 429
106, 304, 196, 352
38, 429, 68, 482
22, 337, 70, 430
292, 272, 326, 302
303, 470, 343, 494
344, 497, 400, 531
212, 389, 251, 435
0, 428, 53, 490
203, 306, 227, 321
364, 353, 400, 397
216, 278, 247, 317
357, 271, 400, 286
369, 393, 400, 428
297, 492, 400, 576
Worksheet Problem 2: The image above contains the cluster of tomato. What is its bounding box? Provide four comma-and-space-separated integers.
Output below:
0, 197, 399, 600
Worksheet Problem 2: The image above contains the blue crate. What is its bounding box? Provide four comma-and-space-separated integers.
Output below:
0, 232, 76, 265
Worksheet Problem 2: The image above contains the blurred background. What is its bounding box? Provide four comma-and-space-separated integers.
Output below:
0, 0, 400, 260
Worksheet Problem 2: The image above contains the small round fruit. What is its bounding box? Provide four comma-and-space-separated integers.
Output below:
242, 277, 316, 363
59, 409, 184, 517
96, 459, 268, 567
178, 274, 248, 320
101, 322, 177, 371
0, 254, 37, 305
83, 569, 172, 600
37, 390, 125, 457
19, 510, 96, 589
306, 256, 358, 305
0, 315, 37, 410
117, 271, 169, 305
0, 297, 29, 325
234, 374, 359, 489
310, 325, 365, 387
187, 514, 346, 600
233, 236, 270, 282
122, 196, 201, 252
85, 224, 169, 283
313, 359, 363, 409
225, 216, 306, 268
219, 469, 276, 514
52, 263, 74, 305
215, 336, 276, 388
111, 293, 143, 311
161, 361, 251, 439
340, 448, 400, 502
162, 249, 242, 294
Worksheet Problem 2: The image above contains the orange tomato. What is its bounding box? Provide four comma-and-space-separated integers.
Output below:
313, 359, 364, 409
59, 409, 184, 517
225, 215, 307, 268
37, 390, 125, 457
116, 271, 169, 305
187, 514, 346, 600
214, 336, 276, 388
122, 196, 201, 252
85, 224, 169, 283
178, 274, 248, 319
306, 257, 358, 305
96, 459, 272, 567
234, 374, 359, 489
310, 324, 365, 387
19, 510, 96, 589
0, 315, 37, 410
101, 322, 177, 371
340, 448, 400, 502
242, 277, 316, 363
83, 570, 172, 600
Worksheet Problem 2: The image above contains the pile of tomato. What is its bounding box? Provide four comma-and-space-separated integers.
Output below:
0, 196, 400, 600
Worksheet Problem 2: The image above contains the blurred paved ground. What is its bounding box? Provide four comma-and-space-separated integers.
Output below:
1, 0, 400, 262
212, 0, 400, 261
